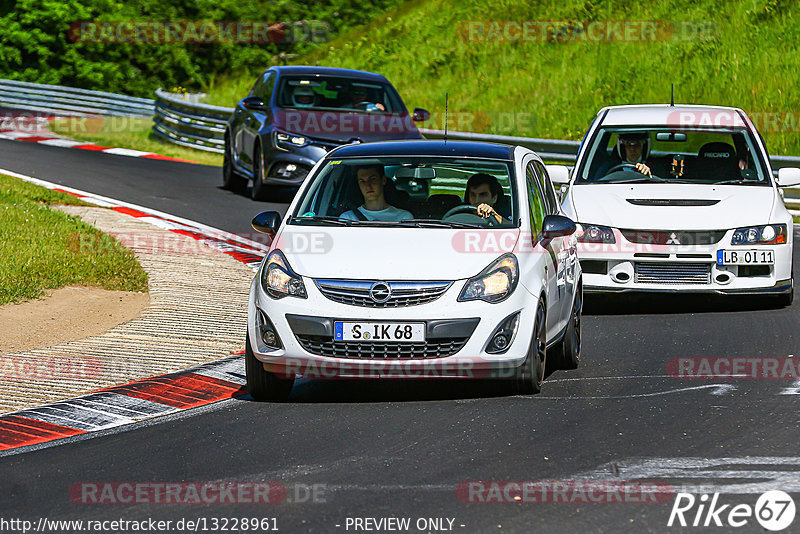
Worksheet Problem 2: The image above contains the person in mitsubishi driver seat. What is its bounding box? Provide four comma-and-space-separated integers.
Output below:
340, 165, 413, 222
598, 131, 653, 177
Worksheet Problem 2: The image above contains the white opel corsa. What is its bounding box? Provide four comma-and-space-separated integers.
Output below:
246, 140, 582, 400
552, 104, 799, 304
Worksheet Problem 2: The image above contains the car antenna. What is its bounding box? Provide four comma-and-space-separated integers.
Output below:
670, 83, 674, 106
444, 92, 448, 144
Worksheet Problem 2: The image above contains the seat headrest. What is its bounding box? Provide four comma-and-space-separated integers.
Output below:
698, 142, 736, 160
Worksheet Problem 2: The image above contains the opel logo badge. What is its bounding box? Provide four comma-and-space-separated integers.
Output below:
369, 282, 392, 303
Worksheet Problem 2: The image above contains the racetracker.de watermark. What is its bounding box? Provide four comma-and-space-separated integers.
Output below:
667, 357, 800, 379
459, 20, 716, 43
69, 482, 292, 504
0, 355, 102, 380
67, 21, 331, 44
666, 109, 800, 133
456, 481, 675, 503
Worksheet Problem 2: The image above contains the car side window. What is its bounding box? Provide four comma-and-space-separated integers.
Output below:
260, 72, 276, 103
534, 161, 559, 214
249, 75, 264, 97
526, 163, 547, 234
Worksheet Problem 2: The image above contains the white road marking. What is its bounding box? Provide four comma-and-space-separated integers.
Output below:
569, 457, 800, 494
102, 147, 153, 157
779, 379, 800, 395
540, 384, 736, 399
37, 139, 85, 147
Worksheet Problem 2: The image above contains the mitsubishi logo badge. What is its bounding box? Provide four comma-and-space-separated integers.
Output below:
666, 232, 681, 245
369, 282, 392, 303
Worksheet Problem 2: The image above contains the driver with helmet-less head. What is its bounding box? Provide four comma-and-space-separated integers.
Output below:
466, 173, 504, 224
340, 166, 413, 222
615, 132, 652, 176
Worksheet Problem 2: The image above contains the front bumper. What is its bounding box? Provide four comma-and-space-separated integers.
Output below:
578, 228, 793, 295
247, 274, 539, 379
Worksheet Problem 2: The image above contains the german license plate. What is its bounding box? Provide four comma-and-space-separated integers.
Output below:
716, 249, 774, 265
334, 322, 425, 342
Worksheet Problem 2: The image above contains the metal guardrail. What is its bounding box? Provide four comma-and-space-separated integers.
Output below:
0, 79, 797, 216
0, 79, 153, 116
151, 89, 232, 153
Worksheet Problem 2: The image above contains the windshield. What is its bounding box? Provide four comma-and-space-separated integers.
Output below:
291, 157, 518, 228
276, 75, 405, 114
577, 127, 770, 185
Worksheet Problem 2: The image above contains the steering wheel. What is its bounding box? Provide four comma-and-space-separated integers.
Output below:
606, 163, 639, 174
442, 205, 499, 227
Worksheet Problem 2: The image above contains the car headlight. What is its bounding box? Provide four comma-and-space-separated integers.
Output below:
576, 223, 615, 244
731, 224, 787, 245
260, 250, 307, 299
459, 254, 519, 303
274, 131, 309, 149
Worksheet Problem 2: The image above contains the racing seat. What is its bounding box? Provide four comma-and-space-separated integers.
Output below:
690, 142, 739, 181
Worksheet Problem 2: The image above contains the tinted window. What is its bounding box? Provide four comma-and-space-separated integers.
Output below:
526, 164, 546, 233
533, 161, 559, 214
275, 75, 405, 114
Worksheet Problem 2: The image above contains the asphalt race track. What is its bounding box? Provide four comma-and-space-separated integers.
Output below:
1, 139, 799, 533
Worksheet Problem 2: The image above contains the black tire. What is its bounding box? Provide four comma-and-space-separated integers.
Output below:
251, 145, 269, 201
222, 135, 246, 193
245, 333, 294, 401
514, 300, 546, 395
555, 282, 582, 370
776, 286, 794, 307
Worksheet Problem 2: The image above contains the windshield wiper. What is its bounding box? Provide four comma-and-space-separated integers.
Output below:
398, 219, 485, 229
348, 219, 485, 229
711, 179, 766, 186
292, 216, 353, 226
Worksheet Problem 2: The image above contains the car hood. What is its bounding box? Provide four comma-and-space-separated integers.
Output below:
569, 184, 778, 230
273, 109, 421, 144
274, 226, 520, 280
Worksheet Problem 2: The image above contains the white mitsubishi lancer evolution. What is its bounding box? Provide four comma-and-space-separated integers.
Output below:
555, 104, 799, 305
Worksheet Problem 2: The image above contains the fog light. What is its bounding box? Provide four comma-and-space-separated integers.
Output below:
486, 312, 520, 355
492, 335, 509, 350
286, 164, 297, 172
257, 310, 282, 350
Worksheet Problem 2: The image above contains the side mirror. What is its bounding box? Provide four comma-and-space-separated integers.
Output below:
541, 214, 576, 240
777, 167, 800, 188
242, 96, 267, 111
545, 165, 570, 185
412, 108, 430, 122
252, 211, 282, 234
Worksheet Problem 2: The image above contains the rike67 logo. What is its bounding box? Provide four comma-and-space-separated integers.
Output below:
668, 491, 796, 531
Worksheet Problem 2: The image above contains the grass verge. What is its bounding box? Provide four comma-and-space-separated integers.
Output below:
50, 117, 223, 167
0, 174, 149, 305
203, 0, 800, 156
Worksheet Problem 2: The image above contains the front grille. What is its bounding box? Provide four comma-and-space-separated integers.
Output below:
634, 262, 712, 285
621, 229, 726, 245
315, 280, 452, 308
295, 335, 468, 359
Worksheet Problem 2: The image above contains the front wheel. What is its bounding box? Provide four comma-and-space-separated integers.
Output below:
555, 283, 582, 370
222, 136, 246, 193
251, 146, 269, 201
245, 333, 294, 401
513, 300, 546, 395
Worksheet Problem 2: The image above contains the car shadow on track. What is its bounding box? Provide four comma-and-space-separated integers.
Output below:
584, 292, 792, 315
258, 377, 532, 403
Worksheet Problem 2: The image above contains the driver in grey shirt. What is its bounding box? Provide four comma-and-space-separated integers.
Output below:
340, 166, 413, 222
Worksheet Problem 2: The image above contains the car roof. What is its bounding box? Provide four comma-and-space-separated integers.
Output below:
599, 104, 748, 127
328, 140, 516, 160
270, 65, 389, 83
